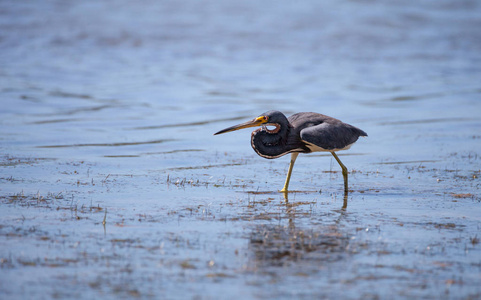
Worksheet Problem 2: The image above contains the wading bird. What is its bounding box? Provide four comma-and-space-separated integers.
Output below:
214, 110, 367, 193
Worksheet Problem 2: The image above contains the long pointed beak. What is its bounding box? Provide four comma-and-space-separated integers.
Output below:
214, 116, 267, 135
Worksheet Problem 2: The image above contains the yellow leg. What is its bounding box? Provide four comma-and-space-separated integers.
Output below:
331, 152, 348, 193
280, 152, 299, 193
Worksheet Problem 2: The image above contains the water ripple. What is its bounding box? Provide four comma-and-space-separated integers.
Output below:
37, 139, 175, 148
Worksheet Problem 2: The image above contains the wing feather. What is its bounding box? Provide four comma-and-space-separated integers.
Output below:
299, 119, 367, 151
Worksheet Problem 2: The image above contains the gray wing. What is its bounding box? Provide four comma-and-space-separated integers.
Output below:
299, 119, 367, 151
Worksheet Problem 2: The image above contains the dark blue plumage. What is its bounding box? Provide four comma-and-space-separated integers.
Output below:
214, 110, 367, 193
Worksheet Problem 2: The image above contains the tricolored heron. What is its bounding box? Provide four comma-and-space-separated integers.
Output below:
214, 110, 367, 193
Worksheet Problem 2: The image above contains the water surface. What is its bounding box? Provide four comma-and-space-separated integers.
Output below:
1, 0, 480, 299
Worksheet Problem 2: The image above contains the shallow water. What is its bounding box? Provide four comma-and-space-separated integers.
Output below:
1, 0, 481, 299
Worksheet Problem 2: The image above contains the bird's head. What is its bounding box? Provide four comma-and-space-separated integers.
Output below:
214, 111, 287, 135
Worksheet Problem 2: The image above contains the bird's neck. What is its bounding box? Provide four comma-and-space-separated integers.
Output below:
250, 124, 290, 159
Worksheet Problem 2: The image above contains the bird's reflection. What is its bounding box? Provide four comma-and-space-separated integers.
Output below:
282, 190, 348, 210
247, 193, 351, 269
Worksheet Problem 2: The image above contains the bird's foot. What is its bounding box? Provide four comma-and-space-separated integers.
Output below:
279, 189, 289, 202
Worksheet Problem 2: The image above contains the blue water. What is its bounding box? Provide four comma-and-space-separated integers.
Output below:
1, 0, 480, 299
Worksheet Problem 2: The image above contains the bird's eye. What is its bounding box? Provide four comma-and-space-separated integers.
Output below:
263, 116, 268, 121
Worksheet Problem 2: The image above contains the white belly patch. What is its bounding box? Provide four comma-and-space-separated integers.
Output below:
304, 141, 352, 153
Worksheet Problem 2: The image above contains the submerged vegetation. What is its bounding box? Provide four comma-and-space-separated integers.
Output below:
1, 152, 479, 298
